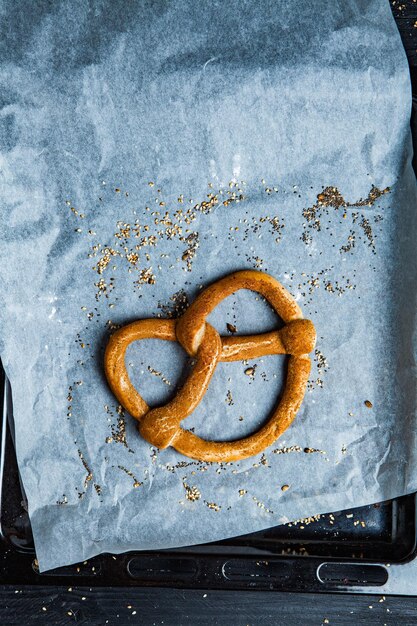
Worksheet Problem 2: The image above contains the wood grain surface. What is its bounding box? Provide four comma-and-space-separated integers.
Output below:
1, 585, 417, 625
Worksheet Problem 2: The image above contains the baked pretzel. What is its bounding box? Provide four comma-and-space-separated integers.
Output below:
104, 270, 316, 462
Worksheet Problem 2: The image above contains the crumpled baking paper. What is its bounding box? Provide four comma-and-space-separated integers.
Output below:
0, 0, 416, 571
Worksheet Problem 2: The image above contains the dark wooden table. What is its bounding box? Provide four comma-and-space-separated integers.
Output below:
1, 585, 417, 625
1, 2, 417, 624
393, 0, 417, 68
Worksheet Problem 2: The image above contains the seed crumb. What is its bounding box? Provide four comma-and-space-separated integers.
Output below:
205, 500, 221, 511
183, 482, 201, 502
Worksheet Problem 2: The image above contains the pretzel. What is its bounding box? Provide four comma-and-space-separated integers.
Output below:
104, 270, 316, 462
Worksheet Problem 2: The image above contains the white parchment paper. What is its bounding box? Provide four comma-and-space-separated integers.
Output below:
0, 0, 416, 571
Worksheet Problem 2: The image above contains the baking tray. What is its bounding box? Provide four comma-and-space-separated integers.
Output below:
1, 365, 416, 594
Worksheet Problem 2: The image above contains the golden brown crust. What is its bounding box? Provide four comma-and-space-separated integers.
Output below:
104, 319, 176, 422
176, 270, 303, 356
173, 356, 311, 462
139, 324, 222, 449
220, 319, 316, 361
104, 270, 316, 462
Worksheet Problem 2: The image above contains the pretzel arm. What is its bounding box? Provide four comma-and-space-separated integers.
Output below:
173, 355, 311, 462
220, 319, 316, 361
139, 324, 222, 449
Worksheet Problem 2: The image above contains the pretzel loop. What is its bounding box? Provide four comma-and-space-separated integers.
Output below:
104, 270, 316, 462
176, 270, 304, 356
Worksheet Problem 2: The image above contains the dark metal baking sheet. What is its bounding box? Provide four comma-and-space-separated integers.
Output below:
1, 368, 415, 593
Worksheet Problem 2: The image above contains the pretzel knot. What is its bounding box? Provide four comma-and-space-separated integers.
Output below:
104, 270, 316, 462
